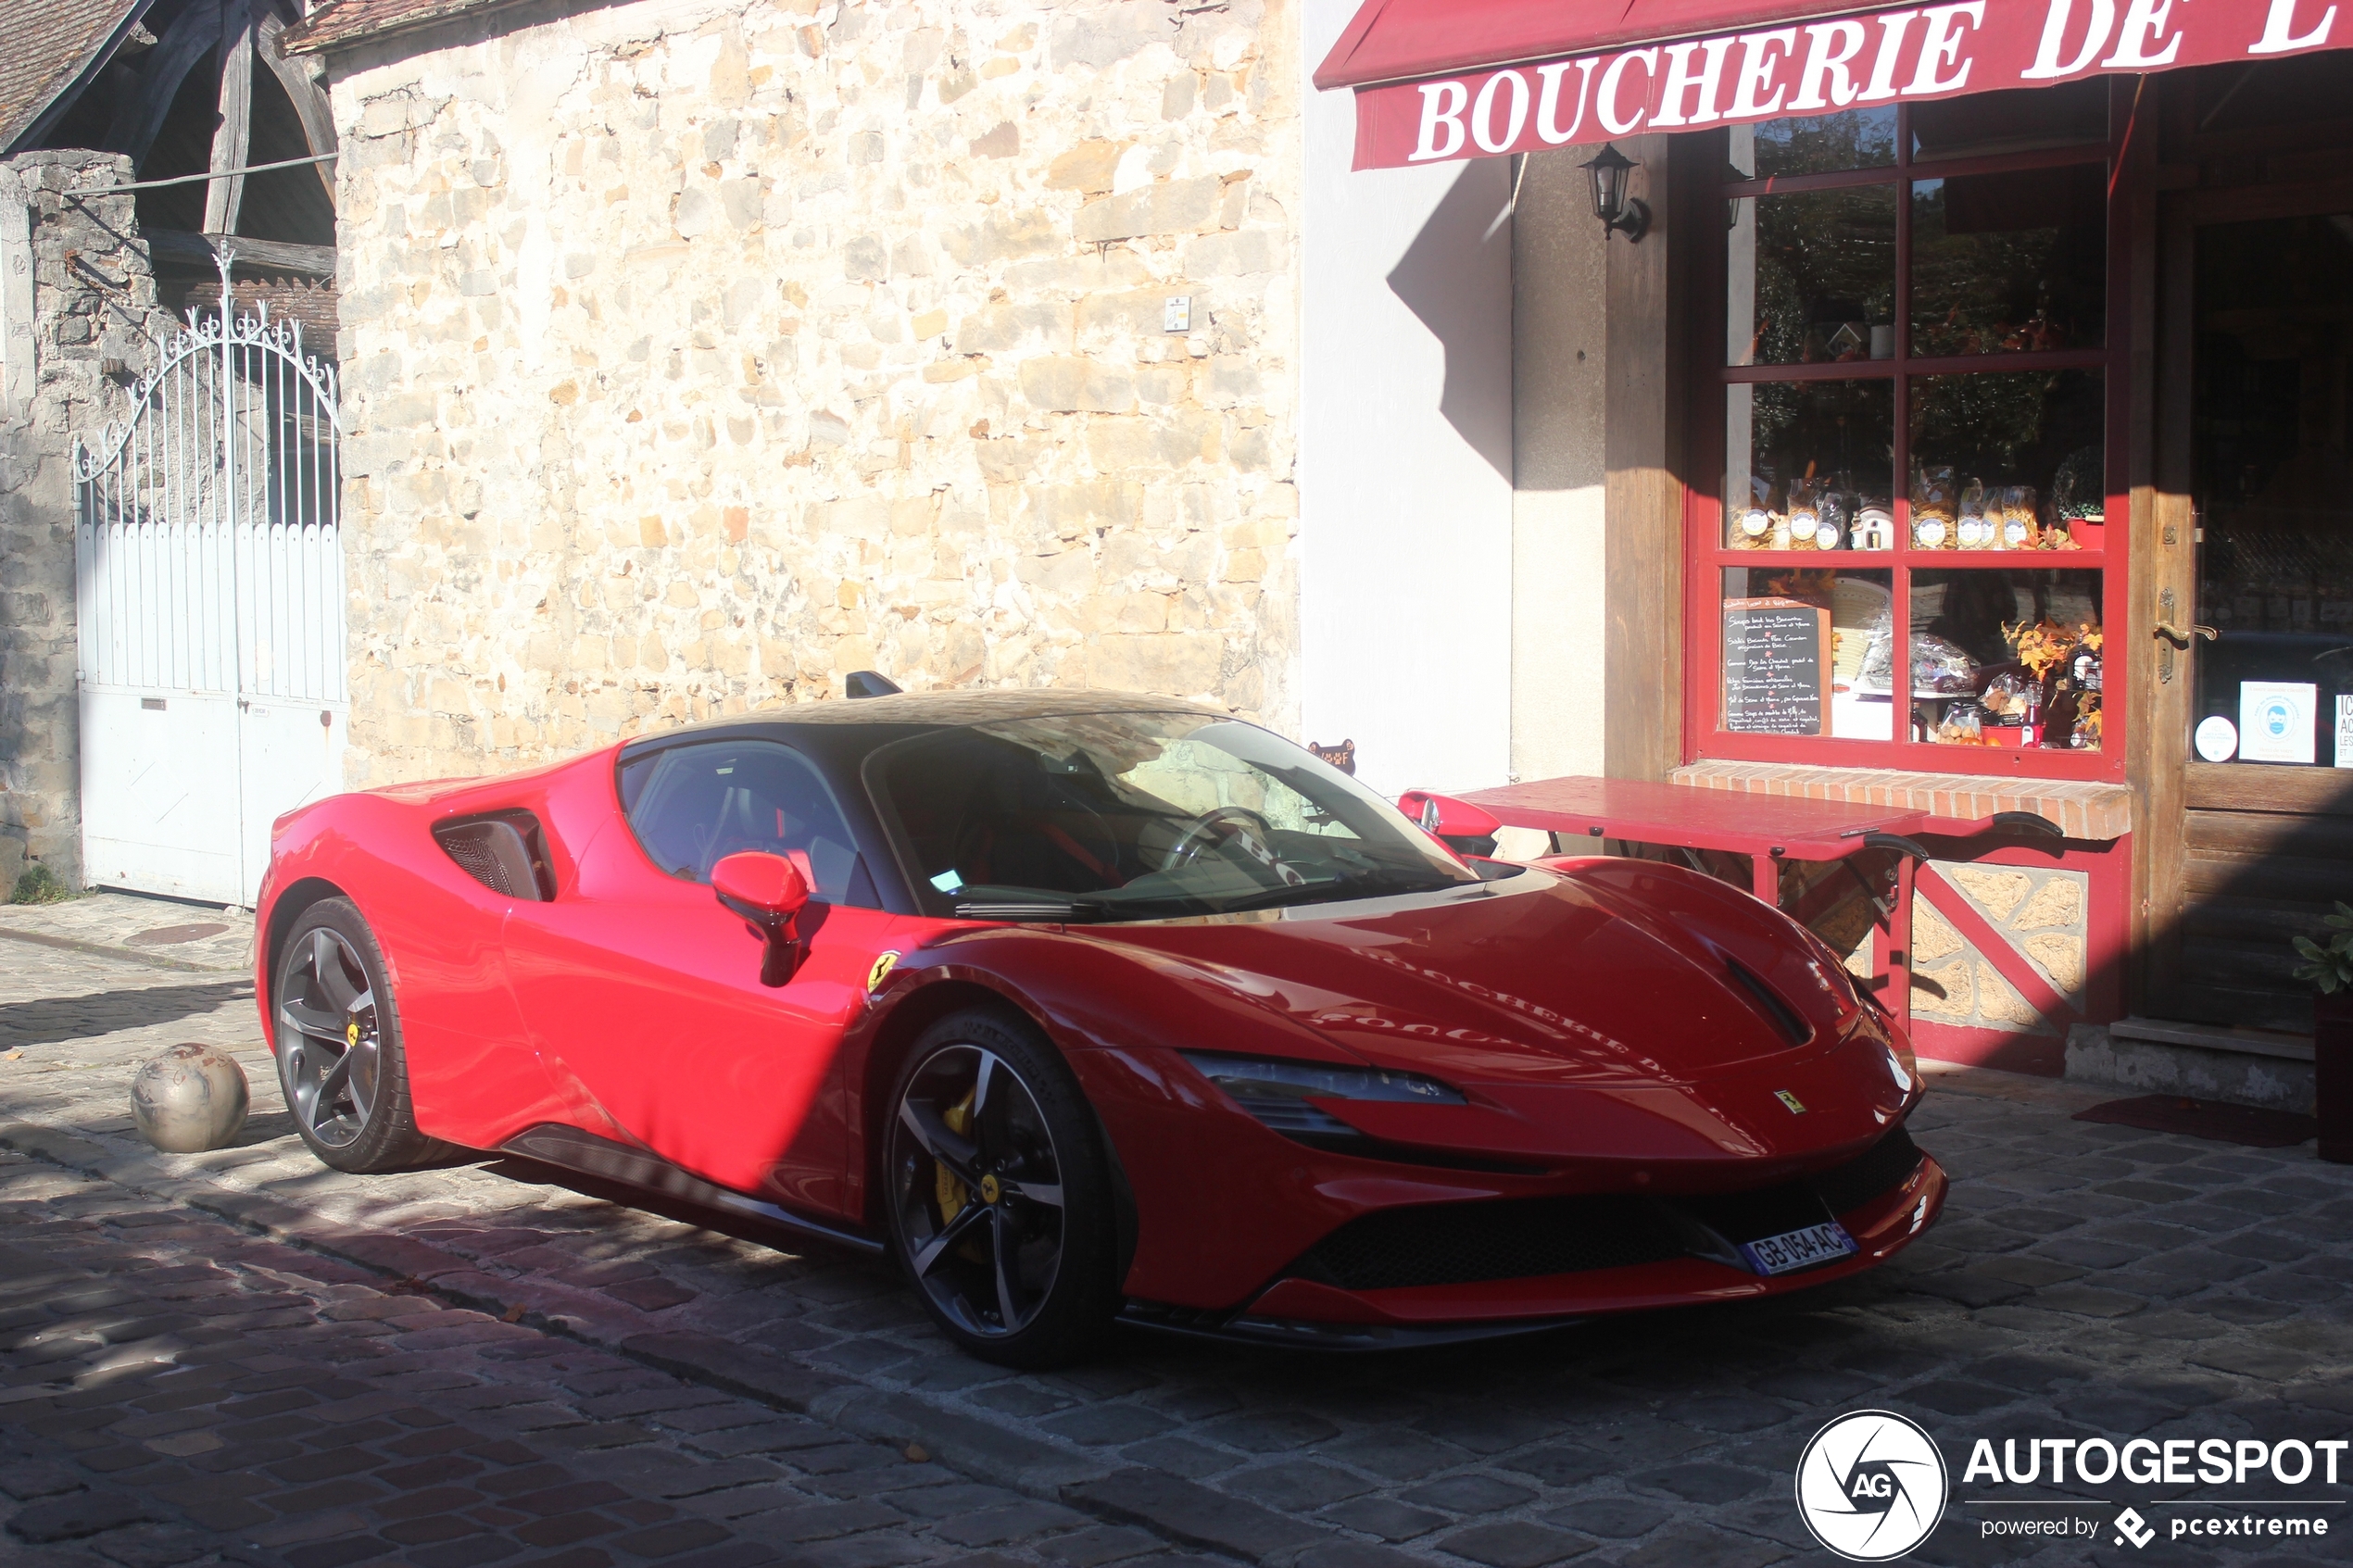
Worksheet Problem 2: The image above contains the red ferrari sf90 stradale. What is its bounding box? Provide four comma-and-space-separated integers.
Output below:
256, 689, 1944, 1366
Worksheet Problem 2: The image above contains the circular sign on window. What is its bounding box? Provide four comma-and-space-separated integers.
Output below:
2195, 715, 2238, 762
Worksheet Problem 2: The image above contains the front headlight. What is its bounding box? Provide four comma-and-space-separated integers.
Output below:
1183, 1051, 1464, 1139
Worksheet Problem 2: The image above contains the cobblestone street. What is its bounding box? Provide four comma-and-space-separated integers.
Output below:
3, 908, 2350, 1568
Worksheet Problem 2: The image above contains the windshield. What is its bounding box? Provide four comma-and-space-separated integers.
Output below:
867, 711, 1481, 921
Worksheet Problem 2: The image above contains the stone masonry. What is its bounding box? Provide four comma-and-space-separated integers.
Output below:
0, 150, 166, 890
313, 0, 1303, 788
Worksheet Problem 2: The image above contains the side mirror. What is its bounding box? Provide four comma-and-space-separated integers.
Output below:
1396, 790, 1504, 859
712, 851, 812, 986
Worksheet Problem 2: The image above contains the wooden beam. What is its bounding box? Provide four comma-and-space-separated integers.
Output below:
204, 0, 255, 235
147, 227, 333, 277
1603, 132, 1693, 783
255, 9, 336, 203
102, 0, 222, 164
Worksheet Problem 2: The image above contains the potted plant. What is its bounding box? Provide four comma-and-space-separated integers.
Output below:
2293, 901, 2353, 1162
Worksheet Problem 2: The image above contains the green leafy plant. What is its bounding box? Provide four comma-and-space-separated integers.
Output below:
8, 863, 71, 905
2293, 901, 2353, 995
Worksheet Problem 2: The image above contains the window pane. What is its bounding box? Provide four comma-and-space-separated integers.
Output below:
2191, 213, 2353, 766
1726, 379, 1895, 550
1911, 166, 2106, 357
1909, 81, 2108, 162
1903, 569, 2105, 750
1719, 567, 1895, 738
622, 740, 869, 900
1730, 185, 1897, 366
1908, 370, 2105, 551
1729, 108, 1897, 180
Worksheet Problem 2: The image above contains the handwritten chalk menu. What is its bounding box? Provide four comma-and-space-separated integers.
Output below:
1723, 597, 1831, 734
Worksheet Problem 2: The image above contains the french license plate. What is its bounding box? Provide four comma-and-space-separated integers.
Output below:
1739, 1221, 1858, 1276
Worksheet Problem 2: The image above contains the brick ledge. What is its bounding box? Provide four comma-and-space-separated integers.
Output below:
1670, 761, 2132, 841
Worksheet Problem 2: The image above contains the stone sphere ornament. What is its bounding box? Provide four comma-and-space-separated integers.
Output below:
132, 1042, 250, 1153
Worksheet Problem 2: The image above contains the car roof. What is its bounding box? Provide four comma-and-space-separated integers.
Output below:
623, 687, 1227, 746
611, 688, 1246, 779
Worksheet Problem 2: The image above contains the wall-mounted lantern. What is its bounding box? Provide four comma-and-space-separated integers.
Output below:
1581, 144, 1649, 243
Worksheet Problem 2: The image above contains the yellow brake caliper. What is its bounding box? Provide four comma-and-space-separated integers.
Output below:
934, 1087, 975, 1225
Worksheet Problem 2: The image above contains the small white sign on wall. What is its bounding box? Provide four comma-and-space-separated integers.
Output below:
2336, 694, 2353, 769
2239, 681, 2318, 765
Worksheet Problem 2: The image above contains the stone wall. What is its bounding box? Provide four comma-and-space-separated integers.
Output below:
321, 0, 1302, 786
0, 151, 162, 889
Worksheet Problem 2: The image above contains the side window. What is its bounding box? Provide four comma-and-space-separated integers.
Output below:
617, 740, 875, 905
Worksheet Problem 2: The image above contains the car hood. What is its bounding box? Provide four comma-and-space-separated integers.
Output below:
1068, 863, 1868, 1089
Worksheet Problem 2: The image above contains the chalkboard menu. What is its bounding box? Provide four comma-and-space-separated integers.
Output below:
1723, 597, 1831, 734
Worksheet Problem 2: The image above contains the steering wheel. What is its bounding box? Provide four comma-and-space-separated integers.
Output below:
1163, 806, 1277, 872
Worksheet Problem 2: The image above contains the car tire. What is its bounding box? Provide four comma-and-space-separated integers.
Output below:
272, 897, 435, 1173
883, 1007, 1120, 1367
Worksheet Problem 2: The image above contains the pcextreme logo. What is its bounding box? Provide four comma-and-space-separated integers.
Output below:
1795, 1411, 1949, 1562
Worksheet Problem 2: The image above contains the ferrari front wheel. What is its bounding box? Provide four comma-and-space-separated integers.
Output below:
272, 897, 434, 1173
884, 1010, 1118, 1367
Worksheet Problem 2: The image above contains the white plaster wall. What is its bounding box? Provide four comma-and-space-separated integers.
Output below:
1298, 0, 1515, 799
1510, 149, 1609, 786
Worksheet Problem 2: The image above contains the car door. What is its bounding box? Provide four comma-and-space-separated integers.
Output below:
499, 736, 911, 1220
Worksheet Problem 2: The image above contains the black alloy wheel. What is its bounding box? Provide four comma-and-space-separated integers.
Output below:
884, 1009, 1118, 1366
273, 897, 434, 1173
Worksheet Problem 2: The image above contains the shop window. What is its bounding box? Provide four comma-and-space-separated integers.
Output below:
1702, 98, 2123, 779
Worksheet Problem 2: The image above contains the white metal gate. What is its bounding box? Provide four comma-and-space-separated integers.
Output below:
73, 259, 346, 908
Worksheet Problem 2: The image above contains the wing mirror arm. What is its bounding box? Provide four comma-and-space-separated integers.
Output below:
711, 851, 813, 987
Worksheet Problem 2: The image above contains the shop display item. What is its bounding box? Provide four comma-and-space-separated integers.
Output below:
1853, 504, 1895, 551
1817, 489, 1853, 551
1855, 621, 1982, 696
1911, 466, 1957, 549
252, 689, 1946, 1364
1999, 485, 2038, 549
1956, 478, 1992, 549
1788, 477, 1826, 551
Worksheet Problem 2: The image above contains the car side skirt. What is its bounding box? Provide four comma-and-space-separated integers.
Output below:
498, 1123, 885, 1258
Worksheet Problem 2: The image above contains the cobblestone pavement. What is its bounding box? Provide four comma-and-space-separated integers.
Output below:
4, 914, 2351, 1568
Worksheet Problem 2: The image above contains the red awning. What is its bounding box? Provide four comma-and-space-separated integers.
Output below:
1318, 0, 2352, 169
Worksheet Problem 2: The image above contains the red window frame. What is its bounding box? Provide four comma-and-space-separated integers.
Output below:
1682, 85, 2135, 784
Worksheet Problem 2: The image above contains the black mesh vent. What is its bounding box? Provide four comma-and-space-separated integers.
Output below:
1290, 1197, 1685, 1292
434, 813, 551, 901
440, 831, 517, 896
1810, 1126, 1923, 1217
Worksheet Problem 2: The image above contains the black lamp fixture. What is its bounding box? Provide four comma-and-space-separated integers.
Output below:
1581, 143, 1649, 243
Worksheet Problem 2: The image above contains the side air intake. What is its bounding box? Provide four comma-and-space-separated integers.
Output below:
434, 811, 552, 900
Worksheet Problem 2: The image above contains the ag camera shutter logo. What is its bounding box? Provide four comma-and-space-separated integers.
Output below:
1796, 1411, 1949, 1561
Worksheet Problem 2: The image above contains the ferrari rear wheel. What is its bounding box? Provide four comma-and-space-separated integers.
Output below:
273, 897, 434, 1173
884, 1009, 1118, 1367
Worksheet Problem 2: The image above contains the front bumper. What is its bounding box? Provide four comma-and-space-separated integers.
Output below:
1121, 1133, 1945, 1343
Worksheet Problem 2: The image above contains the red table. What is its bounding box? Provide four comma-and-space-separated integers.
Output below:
1403, 776, 2061, 1035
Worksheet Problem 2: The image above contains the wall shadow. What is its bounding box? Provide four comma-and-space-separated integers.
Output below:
1385, 161, 1516, 483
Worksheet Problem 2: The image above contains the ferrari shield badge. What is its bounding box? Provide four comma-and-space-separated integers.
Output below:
867, 951, 901, 995
1774, 1089, 1806, 1114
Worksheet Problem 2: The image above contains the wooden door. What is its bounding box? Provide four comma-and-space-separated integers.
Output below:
2145, 173, 2353, 1033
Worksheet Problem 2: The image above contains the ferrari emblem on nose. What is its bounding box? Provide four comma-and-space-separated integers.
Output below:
867, 951, 901, 994
1775, 1090, 1806, 1114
